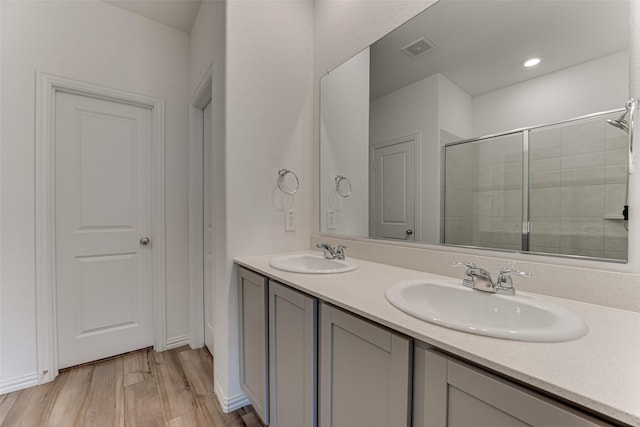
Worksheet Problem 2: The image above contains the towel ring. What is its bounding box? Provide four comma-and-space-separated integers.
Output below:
277, 169, 299, 195
335, 175, 352, 198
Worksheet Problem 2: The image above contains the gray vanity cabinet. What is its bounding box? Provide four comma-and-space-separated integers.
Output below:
268, 281, 317, 427
319, 302, 412, 427
413, 342, 613, 427
238, 267, 269, 424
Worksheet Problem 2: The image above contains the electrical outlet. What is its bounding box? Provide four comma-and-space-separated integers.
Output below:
327, 210, 336, 230
285, 209, 296, 232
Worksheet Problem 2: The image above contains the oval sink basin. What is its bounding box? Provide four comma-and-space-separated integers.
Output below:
385, 279, 588, 342
269, 254, 358, 274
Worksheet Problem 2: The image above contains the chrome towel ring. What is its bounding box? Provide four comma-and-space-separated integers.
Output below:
335, 175, 352, 198
277, 169, 299, 195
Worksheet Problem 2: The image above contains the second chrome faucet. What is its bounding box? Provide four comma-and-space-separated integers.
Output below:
452, 262, 530, 295
316, 242, 348, 260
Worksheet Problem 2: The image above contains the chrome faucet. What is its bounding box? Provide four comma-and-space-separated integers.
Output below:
452, 262, 530, 295
316, 243, 348, 260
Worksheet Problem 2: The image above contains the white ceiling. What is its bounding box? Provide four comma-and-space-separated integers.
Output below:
370, 0, 629, 99
105, 0, 629, 97
103, 0, 202, 33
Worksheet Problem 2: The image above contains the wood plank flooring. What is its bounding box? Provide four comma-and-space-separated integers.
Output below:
0, 347, 264, 427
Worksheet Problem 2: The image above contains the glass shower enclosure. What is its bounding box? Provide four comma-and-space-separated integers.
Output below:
442, 110, 628, 261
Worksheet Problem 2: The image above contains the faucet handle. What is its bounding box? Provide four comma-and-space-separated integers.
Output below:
496, 267, 530, 295
452, 262, 477, 289
335, 244, 349, 260
451, 261, 476, 270
498, 267, 531, 279
316, 242, 336, 259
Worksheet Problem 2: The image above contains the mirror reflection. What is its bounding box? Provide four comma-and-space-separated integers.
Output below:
320, 0, 630, 261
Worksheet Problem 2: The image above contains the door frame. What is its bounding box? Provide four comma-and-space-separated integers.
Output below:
188, 64, 212, 349
369, 134, 421, 241
35, 72, 166, 384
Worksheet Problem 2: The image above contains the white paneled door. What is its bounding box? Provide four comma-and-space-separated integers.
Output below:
55, 92, 154, 369
203, 100, 215, 355
371, 139, 416, 241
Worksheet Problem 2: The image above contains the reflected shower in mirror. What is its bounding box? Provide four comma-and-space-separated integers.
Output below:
319, 0, 630, 262
443, 111, 628, 261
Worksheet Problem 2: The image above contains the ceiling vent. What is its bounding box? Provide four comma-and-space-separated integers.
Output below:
401, 37, 437, 58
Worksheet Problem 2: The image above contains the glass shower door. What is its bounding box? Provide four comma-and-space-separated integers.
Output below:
443, 133, 524, 251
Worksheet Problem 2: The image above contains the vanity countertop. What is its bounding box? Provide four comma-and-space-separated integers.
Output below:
235, 251, 640, 426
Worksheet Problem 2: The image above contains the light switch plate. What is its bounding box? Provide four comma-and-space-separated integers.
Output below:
327, 210, 336, 230
285, 209, 296, 232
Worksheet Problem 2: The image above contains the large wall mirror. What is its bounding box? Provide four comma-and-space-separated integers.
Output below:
320, 0, 631, 262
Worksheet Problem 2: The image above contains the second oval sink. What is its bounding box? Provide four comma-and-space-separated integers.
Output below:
269, 254, 358, 274
385, 278, 588, 342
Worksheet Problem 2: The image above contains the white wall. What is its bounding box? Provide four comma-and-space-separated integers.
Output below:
473, 51, 629, 136
438, 74, 473, 140
189, 1, 222, 98
220, 0, 314, 409
0, 0, 190, 392
188, 0, 315, 410
320, 48, 370, 236
188, 0, 230, 401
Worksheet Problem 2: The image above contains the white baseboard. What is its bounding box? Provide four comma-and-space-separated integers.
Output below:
214, 380, 250, 413
0, 372, 39, 394
165, 334, 190, 350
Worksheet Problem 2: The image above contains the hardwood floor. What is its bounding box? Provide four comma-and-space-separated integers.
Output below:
0, 347, 264, 427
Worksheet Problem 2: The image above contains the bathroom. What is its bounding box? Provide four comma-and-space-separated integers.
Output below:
1, 0, 639, 425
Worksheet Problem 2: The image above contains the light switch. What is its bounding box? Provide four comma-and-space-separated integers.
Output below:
327, 210, 336, 230
285, 209, 296, 232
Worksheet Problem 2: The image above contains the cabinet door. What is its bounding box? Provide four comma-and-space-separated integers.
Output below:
414, 342, 614, 427
238, 267, 269, 424
269, 281, 317, 427
319, 303, 412, 427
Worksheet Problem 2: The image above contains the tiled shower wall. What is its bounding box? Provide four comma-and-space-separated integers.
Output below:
444, 112, 629, 261
529, 114, 628, 260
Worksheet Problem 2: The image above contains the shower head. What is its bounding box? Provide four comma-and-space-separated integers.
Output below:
607, 112, 629, 133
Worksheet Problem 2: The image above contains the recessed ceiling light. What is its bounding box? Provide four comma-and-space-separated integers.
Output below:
523, 57, 541, 68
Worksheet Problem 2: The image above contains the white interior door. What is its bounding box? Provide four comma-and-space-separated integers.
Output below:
203, 100, 215, 354
371, 139, 416, 241
55, 91, 154, 369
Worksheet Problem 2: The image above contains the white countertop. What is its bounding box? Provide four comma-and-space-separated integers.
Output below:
235, 251, 640, 426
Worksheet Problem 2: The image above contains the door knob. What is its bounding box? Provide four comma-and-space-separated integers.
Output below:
140, 237, 151, 246
406, 229, 413, 235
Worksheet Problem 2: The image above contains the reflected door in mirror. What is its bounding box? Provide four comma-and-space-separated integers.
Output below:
371, 138, 416, 241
